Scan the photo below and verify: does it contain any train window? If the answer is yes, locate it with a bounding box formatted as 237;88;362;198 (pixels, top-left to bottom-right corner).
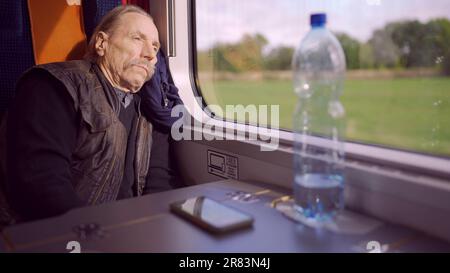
194;0;450;157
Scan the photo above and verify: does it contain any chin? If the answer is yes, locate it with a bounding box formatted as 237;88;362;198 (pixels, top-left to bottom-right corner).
131;83;145;93
125;77;146;92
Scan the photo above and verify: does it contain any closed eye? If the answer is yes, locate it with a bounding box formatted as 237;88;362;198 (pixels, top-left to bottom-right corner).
153;42;160;53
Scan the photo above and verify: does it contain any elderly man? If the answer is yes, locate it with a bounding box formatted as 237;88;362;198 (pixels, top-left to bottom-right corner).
0;5;170;224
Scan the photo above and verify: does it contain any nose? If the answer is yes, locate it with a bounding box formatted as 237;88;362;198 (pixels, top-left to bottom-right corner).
142;41;157;62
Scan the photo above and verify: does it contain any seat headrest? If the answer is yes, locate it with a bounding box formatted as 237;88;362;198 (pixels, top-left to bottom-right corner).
28;0;87;64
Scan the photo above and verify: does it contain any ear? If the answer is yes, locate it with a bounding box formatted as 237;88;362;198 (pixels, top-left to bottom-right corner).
95;31;109;57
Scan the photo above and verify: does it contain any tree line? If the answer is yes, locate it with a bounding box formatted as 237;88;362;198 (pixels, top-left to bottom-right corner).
198;18;450;75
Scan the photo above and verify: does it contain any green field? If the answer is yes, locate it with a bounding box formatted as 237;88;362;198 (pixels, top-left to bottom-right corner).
199;77;450;157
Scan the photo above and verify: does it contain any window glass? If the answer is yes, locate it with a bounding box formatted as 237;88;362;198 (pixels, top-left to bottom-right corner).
195;0;450;157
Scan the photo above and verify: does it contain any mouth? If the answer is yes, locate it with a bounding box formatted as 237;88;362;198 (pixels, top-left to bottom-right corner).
133;64;149;75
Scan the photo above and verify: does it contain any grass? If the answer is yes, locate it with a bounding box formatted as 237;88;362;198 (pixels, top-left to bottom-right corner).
198;77;450;157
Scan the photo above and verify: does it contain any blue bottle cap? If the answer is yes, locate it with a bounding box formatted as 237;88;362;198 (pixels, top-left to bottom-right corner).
311;13;327;27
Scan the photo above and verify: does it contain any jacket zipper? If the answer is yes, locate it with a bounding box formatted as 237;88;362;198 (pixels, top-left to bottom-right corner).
162;82;169;108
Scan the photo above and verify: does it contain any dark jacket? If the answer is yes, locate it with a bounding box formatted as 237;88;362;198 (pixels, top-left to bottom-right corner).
140;51;184;133
0;60;153;226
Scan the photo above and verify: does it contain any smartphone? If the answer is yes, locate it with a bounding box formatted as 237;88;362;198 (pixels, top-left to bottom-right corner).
170;196;254;234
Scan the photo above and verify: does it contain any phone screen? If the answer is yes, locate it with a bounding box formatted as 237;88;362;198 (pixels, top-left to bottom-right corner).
170;196;253;233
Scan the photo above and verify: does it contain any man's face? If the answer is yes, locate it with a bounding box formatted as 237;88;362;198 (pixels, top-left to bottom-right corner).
96;13;160;92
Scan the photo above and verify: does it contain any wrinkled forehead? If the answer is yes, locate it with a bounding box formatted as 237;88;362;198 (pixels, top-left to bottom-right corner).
114;12;159;40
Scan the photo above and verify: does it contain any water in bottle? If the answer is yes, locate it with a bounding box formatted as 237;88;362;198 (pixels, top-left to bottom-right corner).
292;13;346;223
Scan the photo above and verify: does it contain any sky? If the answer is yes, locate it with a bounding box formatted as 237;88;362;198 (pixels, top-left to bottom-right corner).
195;0;450;50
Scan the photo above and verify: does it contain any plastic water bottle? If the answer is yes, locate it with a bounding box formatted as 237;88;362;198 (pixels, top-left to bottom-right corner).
292;13;346;223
